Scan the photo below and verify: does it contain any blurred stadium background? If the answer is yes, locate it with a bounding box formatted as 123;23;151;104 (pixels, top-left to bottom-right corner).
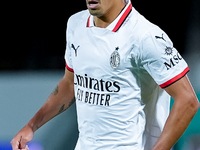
1;0;199;149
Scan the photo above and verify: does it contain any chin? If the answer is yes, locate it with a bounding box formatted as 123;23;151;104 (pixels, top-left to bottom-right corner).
88;8;102;17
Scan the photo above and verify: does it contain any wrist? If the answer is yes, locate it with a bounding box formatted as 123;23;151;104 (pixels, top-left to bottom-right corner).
27;120;38;132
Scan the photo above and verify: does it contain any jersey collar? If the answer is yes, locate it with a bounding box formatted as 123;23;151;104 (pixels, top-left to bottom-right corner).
86;0;132;32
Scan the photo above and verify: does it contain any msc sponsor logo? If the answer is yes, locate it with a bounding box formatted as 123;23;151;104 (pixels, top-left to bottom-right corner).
165;46;173;56
164;48;183;70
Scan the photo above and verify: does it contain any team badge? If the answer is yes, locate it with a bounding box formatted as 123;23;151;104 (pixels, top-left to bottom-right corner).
110;47;120;69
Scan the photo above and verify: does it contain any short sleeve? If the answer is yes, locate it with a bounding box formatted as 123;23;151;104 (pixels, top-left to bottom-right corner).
140;27;189;88
64;17;74;72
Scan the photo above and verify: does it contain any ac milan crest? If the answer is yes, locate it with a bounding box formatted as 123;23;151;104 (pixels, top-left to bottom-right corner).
110;47;120;69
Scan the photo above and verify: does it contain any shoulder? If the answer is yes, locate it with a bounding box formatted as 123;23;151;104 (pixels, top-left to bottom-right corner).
129;10;174;58
130;8;168;43
67;10;90;31
69;10;90;22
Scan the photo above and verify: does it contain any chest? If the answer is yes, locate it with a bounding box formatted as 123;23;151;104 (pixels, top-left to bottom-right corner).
69;27;139;75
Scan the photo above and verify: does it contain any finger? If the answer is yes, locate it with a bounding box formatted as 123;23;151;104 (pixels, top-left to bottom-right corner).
21;145;29;150
19;136;27;149
11;144;19;150
10;139;20;150
26;145;29;150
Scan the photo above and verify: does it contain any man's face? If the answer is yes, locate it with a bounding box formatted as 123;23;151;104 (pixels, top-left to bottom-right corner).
86;0;117;17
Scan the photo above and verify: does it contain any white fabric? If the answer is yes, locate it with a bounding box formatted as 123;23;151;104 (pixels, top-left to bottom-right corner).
64;1;188;149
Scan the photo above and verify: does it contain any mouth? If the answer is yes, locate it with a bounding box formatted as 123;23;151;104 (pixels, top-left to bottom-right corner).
87;0;99;9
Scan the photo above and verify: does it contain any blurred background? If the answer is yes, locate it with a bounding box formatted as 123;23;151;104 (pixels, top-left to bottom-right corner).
1;0;200;149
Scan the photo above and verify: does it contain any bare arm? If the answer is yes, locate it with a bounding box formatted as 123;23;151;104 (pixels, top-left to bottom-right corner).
152;76;199;150
28;68;75;132
11;68;75;150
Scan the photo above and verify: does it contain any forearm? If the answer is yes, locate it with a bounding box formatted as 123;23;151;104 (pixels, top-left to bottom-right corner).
27;77;75;132
153;96;199;150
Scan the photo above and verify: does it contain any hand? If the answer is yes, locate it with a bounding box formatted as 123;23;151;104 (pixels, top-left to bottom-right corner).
11;125;34;150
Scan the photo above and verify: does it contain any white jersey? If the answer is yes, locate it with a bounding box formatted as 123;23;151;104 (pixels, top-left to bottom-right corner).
65;0;189;149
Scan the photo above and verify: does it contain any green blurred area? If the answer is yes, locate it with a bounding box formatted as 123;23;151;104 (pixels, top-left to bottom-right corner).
171;93;200;150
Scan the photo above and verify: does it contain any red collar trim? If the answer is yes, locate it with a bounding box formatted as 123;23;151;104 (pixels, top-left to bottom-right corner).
87;16;90;28
112;3;132;32
86;3;132;32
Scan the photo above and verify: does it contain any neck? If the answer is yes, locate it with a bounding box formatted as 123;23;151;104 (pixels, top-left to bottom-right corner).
94;2;126;28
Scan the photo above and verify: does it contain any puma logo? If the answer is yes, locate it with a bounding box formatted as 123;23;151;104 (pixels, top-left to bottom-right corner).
155;33;166;42
71;44;80;57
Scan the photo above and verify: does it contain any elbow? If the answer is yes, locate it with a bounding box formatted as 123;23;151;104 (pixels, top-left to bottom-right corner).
193;100;199;113
188;95;199;115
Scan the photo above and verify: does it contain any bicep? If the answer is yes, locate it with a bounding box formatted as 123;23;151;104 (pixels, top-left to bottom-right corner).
55;68;75;101
165;75;199;106
152;76;199;150
63;68;74;86
54;68;75;112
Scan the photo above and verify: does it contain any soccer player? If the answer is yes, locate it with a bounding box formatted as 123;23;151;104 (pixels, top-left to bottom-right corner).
11;0;199;150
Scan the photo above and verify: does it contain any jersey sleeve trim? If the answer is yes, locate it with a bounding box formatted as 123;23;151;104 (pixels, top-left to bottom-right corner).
159;67;190;88
66;63;74;72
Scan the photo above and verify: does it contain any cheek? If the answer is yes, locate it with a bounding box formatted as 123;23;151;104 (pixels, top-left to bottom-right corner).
100;2;113;13
100;0;113;8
